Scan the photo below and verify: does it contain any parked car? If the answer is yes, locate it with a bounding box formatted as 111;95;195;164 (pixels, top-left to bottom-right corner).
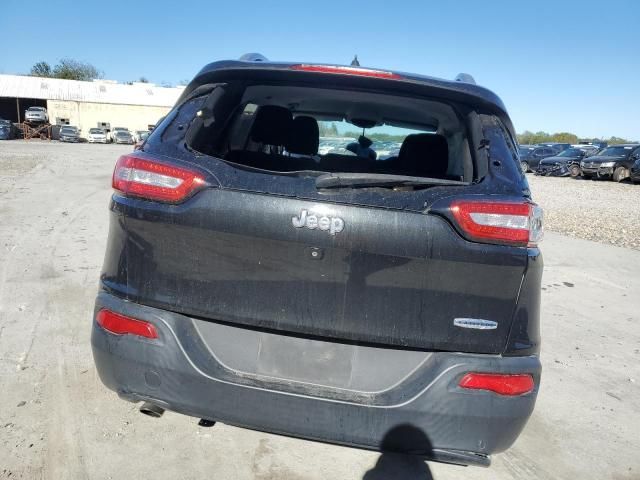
0;118;19;140
570;144;600;157
59;126;80;143
630;157;640;184
578;141;608;150
133;131;151;150
536;147;588;177
110;127;130;142
88;128;108;143
519;145;559;172
91;56;543;468
113;130;134;144
134;130;150;143
24;106;49;124
537;142;571;152
580;144;640;181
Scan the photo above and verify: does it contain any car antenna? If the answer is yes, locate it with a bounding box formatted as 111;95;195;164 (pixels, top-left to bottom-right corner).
351;55;360;67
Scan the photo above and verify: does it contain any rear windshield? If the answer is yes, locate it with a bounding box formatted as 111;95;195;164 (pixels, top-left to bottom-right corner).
186;83;477;182
598;146;634;157
558;148;583;157
89;128;103;134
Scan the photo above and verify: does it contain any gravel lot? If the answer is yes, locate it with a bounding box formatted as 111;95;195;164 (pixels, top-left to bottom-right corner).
1;140;639;480
527;174;640;250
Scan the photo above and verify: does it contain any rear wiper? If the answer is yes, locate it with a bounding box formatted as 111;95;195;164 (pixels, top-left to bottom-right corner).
315;172;469;189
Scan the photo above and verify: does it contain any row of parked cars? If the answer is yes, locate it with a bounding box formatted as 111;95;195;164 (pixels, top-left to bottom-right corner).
520;142;640;183
1;112;151;145
61;126;150;145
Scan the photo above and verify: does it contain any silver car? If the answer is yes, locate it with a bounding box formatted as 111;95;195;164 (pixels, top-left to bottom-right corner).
24;106;49;124
114;130;134;144
59;126;80;143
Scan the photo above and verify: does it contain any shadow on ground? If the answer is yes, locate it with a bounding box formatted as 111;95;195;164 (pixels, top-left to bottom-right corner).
362;425;433;480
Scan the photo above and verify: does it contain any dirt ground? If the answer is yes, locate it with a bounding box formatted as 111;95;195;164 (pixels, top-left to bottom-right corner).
0;141;639;480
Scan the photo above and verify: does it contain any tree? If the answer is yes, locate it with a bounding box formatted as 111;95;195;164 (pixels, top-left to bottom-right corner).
138;76;149;83
30;61;52;77
318;122;340;137
52;58;103;81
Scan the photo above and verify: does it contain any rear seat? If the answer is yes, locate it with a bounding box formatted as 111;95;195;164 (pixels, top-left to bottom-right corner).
225;105;292;170
281;116;321;171
376;133;455;179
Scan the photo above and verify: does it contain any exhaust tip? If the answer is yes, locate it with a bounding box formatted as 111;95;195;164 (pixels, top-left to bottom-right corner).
139;402;165;418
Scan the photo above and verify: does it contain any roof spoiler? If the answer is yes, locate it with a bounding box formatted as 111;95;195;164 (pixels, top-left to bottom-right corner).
454;73;476;84
239;53;269;62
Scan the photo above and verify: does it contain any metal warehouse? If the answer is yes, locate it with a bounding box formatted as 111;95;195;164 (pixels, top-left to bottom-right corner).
0;74;183;134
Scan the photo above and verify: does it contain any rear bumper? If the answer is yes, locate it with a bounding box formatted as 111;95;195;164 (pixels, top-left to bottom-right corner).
91;291;541;467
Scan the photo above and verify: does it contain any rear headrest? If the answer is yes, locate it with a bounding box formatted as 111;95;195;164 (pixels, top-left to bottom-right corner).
286;116;319;155
250;105;293;146
398;134;449;177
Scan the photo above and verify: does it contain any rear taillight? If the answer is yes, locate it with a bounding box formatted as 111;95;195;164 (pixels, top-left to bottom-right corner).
96;309;158;339
112;154;206;203
290;64;402;80
459;373;535;396
450;200;543;247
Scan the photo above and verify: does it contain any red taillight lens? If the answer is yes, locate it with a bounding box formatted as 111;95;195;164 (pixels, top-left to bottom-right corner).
459;373;535;396
112;155;206;203
96;309;158;339
450;200;543;247
290;64;402;80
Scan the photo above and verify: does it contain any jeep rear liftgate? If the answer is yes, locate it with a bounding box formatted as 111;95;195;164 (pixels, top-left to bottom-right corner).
104;187;529;354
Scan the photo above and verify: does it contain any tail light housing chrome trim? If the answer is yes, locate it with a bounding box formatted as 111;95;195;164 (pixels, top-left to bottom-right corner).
450;200;543;247
112;154;207;203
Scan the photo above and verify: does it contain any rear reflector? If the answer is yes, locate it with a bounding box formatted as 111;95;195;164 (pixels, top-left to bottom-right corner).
290;64;402;80
112;155;206;203
459;373;535;396
96;309;158;339
450;200;543;247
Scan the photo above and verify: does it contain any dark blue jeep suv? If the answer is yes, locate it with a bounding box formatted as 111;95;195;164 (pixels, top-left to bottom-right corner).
91;55;543;467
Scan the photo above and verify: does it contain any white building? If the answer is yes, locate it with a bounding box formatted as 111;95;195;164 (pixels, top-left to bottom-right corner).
0;74;183;134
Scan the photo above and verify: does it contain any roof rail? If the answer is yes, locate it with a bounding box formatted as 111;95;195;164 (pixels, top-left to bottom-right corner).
454;73;476;85
239;53;269;62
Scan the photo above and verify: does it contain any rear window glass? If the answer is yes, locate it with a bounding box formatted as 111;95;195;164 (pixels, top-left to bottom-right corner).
187;83;475;182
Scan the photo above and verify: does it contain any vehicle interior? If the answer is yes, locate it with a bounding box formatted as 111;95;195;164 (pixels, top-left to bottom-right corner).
188;84;475;182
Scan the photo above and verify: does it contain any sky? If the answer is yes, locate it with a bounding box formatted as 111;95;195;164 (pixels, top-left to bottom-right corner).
1;0;638;139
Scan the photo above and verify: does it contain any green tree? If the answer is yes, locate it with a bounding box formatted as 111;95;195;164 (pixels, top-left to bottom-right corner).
30;61;52;77
550;132;578;144
605;136;631;145
51;58;103;81
319;122;340;137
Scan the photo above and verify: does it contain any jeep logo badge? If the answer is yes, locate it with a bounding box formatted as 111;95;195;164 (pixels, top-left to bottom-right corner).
292;210;344;235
